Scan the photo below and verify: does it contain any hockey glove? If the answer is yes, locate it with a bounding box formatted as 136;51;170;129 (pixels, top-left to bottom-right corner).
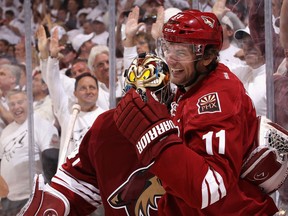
241;116;288;194
17;174;70;216
114;88;182;165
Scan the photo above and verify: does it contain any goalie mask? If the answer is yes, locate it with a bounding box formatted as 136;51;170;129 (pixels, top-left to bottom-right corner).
124;53;172;105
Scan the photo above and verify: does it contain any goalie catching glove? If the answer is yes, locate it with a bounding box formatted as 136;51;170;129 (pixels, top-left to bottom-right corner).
17;174;70;216
241;116;288;194
114;88;182;165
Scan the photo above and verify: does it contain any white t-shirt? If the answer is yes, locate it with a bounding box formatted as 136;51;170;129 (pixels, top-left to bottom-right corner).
33;95;55;123
220;44;245;70
44;58;106;157
0;115;59;201
246;64;267;116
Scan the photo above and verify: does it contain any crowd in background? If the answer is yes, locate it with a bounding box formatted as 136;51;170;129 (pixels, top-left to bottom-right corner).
0;0;287;215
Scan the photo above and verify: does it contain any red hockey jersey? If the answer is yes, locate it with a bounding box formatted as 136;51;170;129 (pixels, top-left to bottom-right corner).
50;109;162;216
150;63;278;215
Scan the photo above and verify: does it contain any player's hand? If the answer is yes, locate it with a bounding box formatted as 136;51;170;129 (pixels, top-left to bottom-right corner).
17;174;70;216
114;88;182;165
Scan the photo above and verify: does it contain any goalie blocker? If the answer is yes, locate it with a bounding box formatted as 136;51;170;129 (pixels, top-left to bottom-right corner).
241;116;288;194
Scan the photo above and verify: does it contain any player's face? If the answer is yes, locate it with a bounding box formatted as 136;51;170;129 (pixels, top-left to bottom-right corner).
8;92;28;124
74;76;98;107
163;42;196;86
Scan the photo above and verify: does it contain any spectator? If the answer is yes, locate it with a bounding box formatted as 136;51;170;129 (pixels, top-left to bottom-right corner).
0;63;21;142
0;90;59;215
70;58;91;78
37;25;105;159
0;39;10;57
71;32;95;60
91;16;109;46
234;27;267;116
219;15;245;69
32;71;55;123
88;45;124;110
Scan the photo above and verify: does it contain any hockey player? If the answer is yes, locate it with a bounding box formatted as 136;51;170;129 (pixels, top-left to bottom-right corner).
18;10;287;216
18;52;171;216
114;10;280;215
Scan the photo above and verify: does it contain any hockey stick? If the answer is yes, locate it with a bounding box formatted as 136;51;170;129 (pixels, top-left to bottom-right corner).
58;104;81;168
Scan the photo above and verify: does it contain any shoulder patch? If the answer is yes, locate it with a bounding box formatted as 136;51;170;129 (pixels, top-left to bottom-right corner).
197;92;221;114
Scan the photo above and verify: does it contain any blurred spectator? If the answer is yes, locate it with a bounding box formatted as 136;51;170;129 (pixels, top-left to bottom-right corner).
248;0;284;71
0;90;59;215
72;32;95;60
226;0;248;25
81;19;94;35
64;0;81;31
91;16;109;46
134;31;155;54
234;27;267;116
0;64;21;98
32;71;55;123
59;43;77;71
76;7;92;29
70;58;91;78
0;9;24;45
219;15;245;69
88;45;124;110
0;64;21;134
0;39;10;57
86;0;106;21
14;37;25;64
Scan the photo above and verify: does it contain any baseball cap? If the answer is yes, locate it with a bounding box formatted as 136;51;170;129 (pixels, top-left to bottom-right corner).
164;7;181;23
93;16;104;24
221;15;234;30
51;25;67;40
234;26;251;40
72;33;94;52
77;8;92;18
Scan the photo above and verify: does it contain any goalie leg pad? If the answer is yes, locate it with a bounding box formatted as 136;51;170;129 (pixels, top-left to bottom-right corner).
17;174;70;216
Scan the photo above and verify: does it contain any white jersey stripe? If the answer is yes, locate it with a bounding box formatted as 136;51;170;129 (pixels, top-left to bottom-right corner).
201;167;226;209
52;168;102;207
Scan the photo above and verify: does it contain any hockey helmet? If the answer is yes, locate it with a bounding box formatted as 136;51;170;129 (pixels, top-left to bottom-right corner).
162;9;223;56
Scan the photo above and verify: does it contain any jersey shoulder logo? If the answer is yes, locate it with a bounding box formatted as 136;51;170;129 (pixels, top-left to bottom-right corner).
197;92;221;114
107;165;165;216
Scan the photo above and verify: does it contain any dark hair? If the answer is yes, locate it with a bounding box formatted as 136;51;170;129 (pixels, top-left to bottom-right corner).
74;72;98;91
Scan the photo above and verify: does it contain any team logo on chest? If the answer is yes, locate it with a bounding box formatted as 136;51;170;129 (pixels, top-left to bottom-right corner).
197;92;221;114
108;165;165;216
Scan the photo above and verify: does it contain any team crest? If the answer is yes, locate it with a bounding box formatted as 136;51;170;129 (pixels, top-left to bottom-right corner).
201;16;215;28
197;92;221;114
108;165;165;216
